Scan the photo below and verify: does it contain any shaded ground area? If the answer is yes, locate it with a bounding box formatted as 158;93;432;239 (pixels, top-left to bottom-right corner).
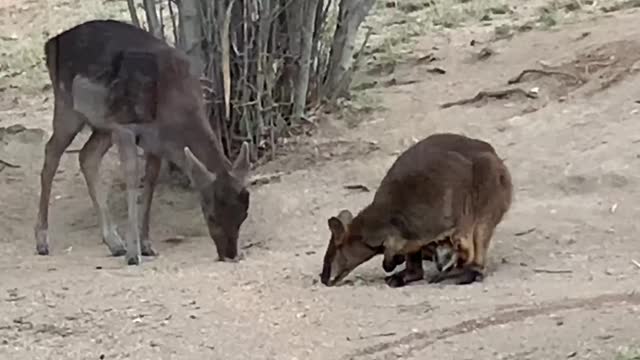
1;1;640;359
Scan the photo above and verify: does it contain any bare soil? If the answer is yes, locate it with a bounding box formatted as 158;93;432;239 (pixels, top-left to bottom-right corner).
1;2;640;359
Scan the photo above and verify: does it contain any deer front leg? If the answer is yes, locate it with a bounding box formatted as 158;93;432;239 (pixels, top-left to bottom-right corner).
384;251;425;288
113;129;142;266
139;153;161;256
79;131;126;256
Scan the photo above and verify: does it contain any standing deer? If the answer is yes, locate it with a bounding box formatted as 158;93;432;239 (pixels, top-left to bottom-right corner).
34;19;251;266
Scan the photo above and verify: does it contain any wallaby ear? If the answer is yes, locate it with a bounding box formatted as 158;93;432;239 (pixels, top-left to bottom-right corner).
71;75;109;120
336;209;353;225
184;147;217;190
230;141;250;184
327;216;347;245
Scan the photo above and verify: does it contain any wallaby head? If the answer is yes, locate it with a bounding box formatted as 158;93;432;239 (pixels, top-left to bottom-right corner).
184;143;250;261
320;209;393;286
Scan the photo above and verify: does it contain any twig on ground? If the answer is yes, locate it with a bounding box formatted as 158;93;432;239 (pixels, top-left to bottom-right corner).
382;78;421;87
65;149;81;154
0;159;20;168
631;259;640;269
426;67;446;74
514;227;536;236
507;69;583;85
344;184;370;192
533;268;573;274
440;88;538;109
348;332;397;341
241;241;264;250
249;172;284;187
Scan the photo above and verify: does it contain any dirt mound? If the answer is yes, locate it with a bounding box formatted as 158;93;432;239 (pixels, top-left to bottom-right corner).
442;39;640;110
508;39;640;99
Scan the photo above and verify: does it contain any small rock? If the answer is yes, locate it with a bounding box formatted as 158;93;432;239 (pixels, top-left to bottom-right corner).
567;351;577;358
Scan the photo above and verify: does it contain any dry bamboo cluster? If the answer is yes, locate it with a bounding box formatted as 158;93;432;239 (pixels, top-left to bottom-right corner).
129;0;375;163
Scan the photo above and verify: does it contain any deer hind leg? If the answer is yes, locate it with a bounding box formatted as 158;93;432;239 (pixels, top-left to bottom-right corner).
385;250;425;288
34;101;85;255
139;153;161;256
112;128;142;266
78;130;126;256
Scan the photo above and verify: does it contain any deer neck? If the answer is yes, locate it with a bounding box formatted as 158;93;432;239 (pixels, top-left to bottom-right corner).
168;121;231;176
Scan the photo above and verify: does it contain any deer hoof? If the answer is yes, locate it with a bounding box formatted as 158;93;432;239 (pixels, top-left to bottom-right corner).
141;243;158;257
36;243;49;256
126;254;141;266
35;229;50;255
109;245;127;257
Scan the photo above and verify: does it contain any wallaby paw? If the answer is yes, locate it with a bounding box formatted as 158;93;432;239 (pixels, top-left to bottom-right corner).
384;274;406;288
455;269;483;285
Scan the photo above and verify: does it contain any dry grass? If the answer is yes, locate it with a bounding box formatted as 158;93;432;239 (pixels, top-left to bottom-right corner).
1;0;638;111
616;348;640;360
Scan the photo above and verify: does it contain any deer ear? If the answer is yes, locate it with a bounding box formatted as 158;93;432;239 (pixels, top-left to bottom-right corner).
230;141;250;184
184;147;216;190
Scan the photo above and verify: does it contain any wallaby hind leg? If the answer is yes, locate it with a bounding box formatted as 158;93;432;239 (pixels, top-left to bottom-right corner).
139;153;161;256
385;251;425;288
113;128;142;266
34;101;85;255
453;221;496;285
78;130;126;256
429;225;491;285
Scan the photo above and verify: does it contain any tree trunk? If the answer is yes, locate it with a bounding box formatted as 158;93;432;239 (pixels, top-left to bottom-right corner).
321;0;375;100
291;0;321;122
127;0;141;28
178;0;205;76
143;0;163;38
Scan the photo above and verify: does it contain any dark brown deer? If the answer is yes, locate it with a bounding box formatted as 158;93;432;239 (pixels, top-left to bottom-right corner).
320;133;512;287
34;20;251;266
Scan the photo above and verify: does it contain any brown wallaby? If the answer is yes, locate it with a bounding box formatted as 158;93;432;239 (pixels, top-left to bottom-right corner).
320;133;512;287
424;150;513;285
34;20;251;266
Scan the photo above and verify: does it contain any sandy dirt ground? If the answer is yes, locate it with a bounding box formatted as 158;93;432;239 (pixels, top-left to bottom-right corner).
1;1;640;359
